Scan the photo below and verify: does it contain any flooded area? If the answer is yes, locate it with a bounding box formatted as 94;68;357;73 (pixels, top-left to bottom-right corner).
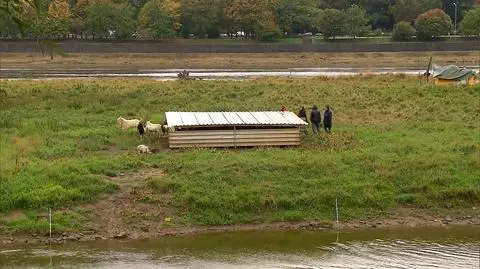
0;67;427;80
1;226;479;268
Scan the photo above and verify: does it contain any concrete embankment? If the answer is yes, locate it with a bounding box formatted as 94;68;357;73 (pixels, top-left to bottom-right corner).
1;40;479;53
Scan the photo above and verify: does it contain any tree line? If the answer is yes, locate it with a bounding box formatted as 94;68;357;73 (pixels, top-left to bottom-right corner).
1;0;479;41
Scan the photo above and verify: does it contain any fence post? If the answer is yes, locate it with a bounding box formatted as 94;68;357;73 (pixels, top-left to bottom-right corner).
49;208;52;240
335;198;339;226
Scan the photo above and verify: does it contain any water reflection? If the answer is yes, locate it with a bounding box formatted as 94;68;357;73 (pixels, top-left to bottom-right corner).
1;226;479;269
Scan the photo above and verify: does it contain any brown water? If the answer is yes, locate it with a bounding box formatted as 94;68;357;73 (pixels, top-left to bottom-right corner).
1;226;479;268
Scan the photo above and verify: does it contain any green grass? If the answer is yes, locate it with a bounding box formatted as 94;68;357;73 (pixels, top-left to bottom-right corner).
0;210;87;233
0;76;479;230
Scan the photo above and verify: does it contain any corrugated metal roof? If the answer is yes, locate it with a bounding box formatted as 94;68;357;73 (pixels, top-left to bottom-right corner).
165;111;308;127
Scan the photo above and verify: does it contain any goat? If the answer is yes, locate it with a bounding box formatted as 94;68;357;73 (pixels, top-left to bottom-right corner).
117;117;140;130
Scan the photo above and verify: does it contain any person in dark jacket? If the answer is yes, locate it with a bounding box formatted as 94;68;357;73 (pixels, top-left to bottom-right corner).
297;106;307;122
323;106;332;133
297;106;308;134
310;105;321;134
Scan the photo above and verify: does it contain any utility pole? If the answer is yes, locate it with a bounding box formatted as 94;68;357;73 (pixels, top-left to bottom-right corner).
453;2;458;35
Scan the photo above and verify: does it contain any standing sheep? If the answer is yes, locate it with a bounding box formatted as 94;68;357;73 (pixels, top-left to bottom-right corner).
145;121;169;136
117;117;140;129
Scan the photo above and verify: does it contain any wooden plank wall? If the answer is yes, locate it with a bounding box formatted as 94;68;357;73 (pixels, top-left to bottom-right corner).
168;128;301;148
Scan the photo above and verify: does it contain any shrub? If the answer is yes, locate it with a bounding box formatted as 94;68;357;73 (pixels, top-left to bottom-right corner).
460;7;480;37
392;21;415;41
414;9;452;41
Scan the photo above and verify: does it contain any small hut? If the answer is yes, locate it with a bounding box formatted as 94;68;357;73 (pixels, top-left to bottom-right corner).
431;64;479;86
165;111;308;148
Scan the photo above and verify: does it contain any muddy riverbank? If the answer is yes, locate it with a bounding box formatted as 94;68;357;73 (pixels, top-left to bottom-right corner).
2;210;479;247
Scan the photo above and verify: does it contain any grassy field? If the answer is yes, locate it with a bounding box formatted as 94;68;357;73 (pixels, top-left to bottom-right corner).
0;76;479;233
2;51;479;70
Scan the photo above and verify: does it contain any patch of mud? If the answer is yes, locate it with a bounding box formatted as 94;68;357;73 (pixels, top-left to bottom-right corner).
81;168;174;240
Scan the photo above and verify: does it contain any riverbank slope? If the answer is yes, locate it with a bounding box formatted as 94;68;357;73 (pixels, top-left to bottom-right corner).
0;76;479;245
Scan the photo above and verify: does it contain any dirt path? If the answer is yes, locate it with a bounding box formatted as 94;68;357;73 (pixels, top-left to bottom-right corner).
83;169;175;239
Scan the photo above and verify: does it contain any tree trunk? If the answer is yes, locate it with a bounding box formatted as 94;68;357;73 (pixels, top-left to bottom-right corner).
37;39;45;56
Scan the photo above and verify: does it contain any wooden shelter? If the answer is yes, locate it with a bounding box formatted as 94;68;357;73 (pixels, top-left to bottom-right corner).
165;111;308;148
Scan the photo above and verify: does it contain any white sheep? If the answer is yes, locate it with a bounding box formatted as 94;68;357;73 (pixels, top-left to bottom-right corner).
117;116;140;129
145;121;170;136
137;144;151;154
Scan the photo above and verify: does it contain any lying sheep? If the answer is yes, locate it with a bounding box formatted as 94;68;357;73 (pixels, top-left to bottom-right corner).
117;116;140;129
137;144;151;154
137;144;159;154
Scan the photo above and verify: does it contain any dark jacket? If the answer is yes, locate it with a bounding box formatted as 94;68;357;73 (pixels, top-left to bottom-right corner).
310;108;321;124
297;108;307;119
324;109;332;126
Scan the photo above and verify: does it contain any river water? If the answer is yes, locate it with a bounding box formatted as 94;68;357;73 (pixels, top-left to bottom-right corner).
1;226;479;269
0;67;426;80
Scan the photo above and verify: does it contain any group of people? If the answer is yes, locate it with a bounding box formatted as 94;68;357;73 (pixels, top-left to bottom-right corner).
296;105;332;134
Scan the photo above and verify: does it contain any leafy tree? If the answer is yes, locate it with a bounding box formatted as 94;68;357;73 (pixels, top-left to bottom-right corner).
163;0;181;33
225;0;279;39
317;0;359;10
45;0;71;37
459;7;480;36
345;4;369;38
392;21;415;41
138;0;176;38
275;0;318;34
70;0;90;38
360;0;394;30
17;0;70;39
0;0;38;34
255;9;282;41
85;0;135;39
391;0;441;23
414;8;453;41
315;8;345;39
419;0;443;10
180;0;226;38
0;7;21;37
